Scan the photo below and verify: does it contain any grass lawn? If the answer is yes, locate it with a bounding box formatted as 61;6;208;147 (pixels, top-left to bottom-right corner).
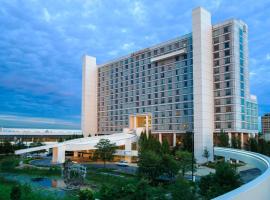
84;166;137;191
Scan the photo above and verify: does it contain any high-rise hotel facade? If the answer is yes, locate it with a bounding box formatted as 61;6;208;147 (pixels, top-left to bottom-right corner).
81;7;258;162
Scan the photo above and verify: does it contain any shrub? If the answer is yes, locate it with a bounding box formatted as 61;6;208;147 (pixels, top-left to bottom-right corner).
10;185;21;200
0;157;19;171
79;188;94;200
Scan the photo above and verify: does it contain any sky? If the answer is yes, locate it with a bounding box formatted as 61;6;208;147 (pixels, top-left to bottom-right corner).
0;0;269;129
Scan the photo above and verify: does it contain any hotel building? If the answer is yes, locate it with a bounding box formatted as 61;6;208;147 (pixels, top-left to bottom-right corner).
262;114;270;135
81;7;258;162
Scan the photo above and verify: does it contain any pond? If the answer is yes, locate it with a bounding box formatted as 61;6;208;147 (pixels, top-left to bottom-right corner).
0;173;76;198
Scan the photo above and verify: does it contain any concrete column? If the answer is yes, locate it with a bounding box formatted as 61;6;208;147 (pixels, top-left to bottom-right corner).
146;115;149;138
134;116;137;129
125;139;132;163
81;55;98;137
228;132;232;147
241;133;244;149
192;7;214;163
159;133;162;144
173;133;176;147
73;151;78;157
52;146;66;164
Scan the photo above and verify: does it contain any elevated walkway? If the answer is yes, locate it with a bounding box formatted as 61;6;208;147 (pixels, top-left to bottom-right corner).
214;147;270;200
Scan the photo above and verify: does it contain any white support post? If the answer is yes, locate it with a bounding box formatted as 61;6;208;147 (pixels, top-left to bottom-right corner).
228;132;232;147
159;133;162;144
146;115;149;138
125;139;132;163
173;133;176;147
134;116;137;129
73;151;78;158
52;146;66;164
241;133;244;149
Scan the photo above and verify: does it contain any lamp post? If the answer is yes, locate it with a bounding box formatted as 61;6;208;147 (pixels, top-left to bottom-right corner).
184;124;195;182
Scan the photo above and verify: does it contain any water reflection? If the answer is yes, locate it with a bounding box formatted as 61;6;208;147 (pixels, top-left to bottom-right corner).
31;177;66;188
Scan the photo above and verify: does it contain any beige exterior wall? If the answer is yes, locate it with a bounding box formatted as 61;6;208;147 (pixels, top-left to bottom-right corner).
81;55;98;137
192;7;214;163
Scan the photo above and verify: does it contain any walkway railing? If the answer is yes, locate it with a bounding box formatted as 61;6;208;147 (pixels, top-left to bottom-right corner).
213;147;270;200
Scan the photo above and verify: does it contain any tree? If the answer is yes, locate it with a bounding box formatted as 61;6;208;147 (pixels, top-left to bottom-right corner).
169;177;197;200
10;185;21;200
218;130;229;147
160;154;180;179
182;132;193;152
137;150;163;183
0;141;13;154
199;162;242;199
246;137;258;152
231;136;241;149
79;188;94;200
175;150;195;176
94;139;116;168
161;139;170;154
202;147;210;163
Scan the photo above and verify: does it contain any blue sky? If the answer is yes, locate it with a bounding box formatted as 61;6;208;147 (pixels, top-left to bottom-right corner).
0;0;269;129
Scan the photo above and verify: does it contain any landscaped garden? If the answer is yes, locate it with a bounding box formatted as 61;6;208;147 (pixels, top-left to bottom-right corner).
1;131;266;200
0;130;268;200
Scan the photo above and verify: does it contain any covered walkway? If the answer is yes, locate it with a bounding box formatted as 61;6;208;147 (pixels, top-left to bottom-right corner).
15;132;138;163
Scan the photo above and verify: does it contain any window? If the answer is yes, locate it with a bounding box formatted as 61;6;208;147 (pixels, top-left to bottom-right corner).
215;83;220;89
225;73;230;80
214;60;220;66
214;45;219;51
214;75;220;82
224;34;230;41
224;57;230;64
226;106;232;112
226;81;230;88
160;47;164;53
215;99;221;105
214;37;219;44
224;26;230;33
225;65;230;72
214;52;219;59
226;98;231;104
224;49;230;56
225;89;231;96
215;107;221;113
214;68;219;74
224;42;230;49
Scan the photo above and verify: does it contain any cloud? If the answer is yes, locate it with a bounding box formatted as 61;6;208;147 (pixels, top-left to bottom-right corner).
43;8;51;22
0;0;270;128
122;42;135;50
0;114;80;129
130;1;147;25
266;53;270;60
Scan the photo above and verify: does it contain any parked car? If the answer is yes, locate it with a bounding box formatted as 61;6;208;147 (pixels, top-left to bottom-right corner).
117;160;129;167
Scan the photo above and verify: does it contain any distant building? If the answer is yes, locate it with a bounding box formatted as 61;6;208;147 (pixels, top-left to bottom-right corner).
0;128;82;144
262;114;270;135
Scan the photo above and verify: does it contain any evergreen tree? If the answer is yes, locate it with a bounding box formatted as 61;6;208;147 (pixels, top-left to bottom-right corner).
218;130;229;147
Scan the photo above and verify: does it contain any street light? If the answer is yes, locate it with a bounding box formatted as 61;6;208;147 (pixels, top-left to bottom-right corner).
183;123;195;182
